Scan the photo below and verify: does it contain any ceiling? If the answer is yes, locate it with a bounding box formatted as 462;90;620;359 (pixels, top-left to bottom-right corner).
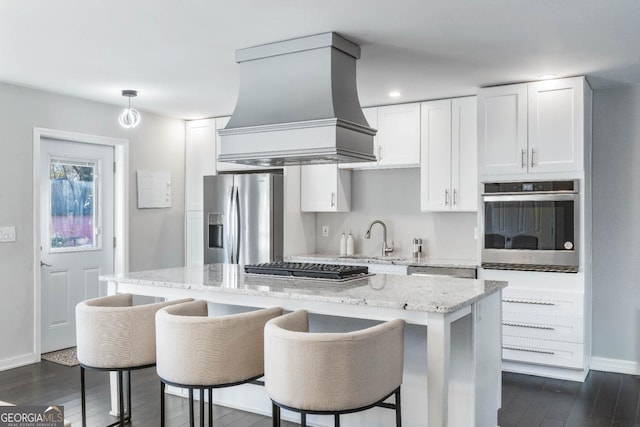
1;0;639;120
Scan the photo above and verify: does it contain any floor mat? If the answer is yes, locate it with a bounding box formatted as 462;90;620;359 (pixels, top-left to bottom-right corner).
41;347;79;367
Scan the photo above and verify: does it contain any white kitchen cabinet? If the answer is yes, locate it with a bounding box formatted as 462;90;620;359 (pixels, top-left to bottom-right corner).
377;103;421;168
185;119;216;211
478;76;587;177
185;211;204;266
420;96;477;212
479;268;590;382
300;164;351;212
338;107;379;169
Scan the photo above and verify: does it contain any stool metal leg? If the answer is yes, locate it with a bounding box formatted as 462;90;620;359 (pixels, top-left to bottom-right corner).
160;381;165;427
199;388;205;427
118;370;125;427
395;387;402;427
208;389;213;427
80;366;87;427
271;403;280;427
301;412;307;427
127;370;132;422
334;414;340;427
189;388;194;427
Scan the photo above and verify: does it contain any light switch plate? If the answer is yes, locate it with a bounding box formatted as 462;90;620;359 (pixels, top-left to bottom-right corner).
0;226;16;242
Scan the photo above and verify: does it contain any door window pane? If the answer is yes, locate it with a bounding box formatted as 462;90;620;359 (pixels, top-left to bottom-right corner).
50;159;99;251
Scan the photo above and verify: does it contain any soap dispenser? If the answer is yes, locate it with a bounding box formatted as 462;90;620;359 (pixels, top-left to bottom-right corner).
339;233;347;256
346;231;355;256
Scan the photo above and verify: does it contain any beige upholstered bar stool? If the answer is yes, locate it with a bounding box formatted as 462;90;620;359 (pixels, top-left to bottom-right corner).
155;300;283;427
75;294;192;427
264;310;405;427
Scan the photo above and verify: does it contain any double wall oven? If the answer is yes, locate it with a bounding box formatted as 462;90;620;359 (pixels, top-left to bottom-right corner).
481;180;579;273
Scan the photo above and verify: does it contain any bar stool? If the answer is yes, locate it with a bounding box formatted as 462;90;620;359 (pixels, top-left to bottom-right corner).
155;300;283;427
264;310;405;427
75;294;193;427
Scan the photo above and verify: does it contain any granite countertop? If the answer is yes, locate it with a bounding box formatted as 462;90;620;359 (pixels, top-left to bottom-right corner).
285;253;479;269
101;264;504;314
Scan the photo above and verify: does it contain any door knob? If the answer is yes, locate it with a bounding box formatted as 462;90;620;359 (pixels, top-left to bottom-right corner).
40;260;52;267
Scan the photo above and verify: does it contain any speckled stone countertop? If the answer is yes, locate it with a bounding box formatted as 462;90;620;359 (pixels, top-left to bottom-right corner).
101;264;504;314
286;253;479;269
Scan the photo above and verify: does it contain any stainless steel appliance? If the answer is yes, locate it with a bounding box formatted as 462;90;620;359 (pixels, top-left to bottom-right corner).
204;173;283;264
481;180;579;272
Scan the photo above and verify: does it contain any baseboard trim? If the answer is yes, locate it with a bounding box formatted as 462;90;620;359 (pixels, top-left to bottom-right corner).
590;356;640;375
0;352;39;372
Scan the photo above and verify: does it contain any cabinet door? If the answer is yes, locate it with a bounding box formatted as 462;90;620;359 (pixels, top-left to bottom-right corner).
185;211;203;266
478;84;528;176
452;96;478;211
339;107;379;169
185;119;216;211
420;99;452;211
300;164;351;212
527;77;584;173
377;103;421;168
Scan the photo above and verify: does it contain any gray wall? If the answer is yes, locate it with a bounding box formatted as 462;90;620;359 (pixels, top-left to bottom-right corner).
0;82;185;367
315;168;477;259
592;85;640;363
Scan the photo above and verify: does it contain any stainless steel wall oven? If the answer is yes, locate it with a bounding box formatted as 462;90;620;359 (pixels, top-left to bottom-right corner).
481;180;579;272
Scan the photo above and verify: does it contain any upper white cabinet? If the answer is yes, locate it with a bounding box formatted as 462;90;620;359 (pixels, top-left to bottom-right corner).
478;77;588;177
185;119;216;211
377;103;421;168
339;103;420;170
420;97;477;212
300;164;351;212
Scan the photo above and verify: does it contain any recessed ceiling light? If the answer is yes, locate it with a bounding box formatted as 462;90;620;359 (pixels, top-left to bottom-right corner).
389;91;401;98
538;74;557;80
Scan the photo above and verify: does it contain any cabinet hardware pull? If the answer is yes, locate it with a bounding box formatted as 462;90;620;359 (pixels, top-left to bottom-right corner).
521;149;526;168
444;189;449;205
453;189;457;205
503;346;555;355
531;148;536;167
503;299;555;306
331;192;336;207
503;322;555;331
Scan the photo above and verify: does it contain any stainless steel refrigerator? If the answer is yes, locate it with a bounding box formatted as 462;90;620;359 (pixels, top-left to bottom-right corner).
203;172;283;264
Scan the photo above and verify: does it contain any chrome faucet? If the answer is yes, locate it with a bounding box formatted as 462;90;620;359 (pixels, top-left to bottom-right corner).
364;220;394;256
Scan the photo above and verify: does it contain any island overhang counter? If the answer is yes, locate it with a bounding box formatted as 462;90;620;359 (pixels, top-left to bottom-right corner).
100;264;506;427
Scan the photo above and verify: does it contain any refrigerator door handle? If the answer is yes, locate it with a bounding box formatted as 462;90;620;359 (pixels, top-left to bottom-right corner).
232;186;241;264
225;185;234;263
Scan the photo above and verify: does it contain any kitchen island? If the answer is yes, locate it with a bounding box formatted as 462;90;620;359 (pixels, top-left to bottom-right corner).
101;264;506;427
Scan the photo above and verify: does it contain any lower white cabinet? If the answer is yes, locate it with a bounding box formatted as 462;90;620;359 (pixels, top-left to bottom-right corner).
479;268;589;381
420;96;477;212
300;164;351;212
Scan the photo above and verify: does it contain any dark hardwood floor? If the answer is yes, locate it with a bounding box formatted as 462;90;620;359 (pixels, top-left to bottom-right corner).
1;361;639;426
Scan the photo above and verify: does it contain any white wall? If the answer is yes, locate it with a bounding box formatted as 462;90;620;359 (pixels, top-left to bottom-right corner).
315;168;477;259
0;82;185;369
591;84;640;366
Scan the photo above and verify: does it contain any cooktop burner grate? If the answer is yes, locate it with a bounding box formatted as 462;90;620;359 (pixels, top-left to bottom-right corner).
244;262;368;280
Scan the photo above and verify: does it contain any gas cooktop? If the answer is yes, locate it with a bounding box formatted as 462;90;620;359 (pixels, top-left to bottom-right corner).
244;262;368;280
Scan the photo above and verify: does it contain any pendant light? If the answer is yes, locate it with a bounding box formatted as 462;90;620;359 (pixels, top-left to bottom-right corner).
118;90;141;128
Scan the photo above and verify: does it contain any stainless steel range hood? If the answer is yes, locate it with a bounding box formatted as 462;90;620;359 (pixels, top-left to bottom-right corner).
218;32;376;166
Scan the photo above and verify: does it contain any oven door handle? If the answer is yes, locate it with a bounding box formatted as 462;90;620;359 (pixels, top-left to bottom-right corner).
482;193;577;202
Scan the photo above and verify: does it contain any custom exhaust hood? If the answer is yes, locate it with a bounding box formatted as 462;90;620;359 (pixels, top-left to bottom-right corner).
217;32;377;166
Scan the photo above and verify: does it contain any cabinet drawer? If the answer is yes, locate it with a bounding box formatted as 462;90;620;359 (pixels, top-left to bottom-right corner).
502;288;583;318
502;336;584;369
502;312;583;343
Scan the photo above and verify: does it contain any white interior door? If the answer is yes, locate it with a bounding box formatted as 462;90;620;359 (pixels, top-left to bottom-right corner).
40;138;114;353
